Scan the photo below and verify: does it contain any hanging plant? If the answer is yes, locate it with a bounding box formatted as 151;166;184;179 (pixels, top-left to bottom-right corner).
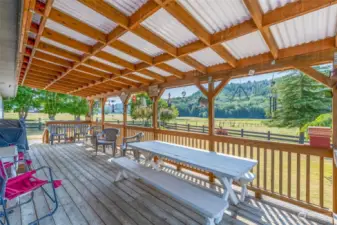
198;96;208;108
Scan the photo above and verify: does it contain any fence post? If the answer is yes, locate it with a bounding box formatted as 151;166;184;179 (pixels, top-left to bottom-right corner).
202;125;205;133
299;132;305;144
38;118;42;130
267;131;271;141
187;124;190;132
175;123;177;130
117;120;119;124
241;129;244;137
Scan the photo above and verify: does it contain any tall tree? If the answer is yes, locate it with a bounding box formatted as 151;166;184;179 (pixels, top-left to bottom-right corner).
64;96;89;120
268;72;331;131
41;91;67;120
4;86;42;119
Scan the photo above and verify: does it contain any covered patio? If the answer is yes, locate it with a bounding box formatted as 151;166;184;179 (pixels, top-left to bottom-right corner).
2;0;337;224
17;143;331;225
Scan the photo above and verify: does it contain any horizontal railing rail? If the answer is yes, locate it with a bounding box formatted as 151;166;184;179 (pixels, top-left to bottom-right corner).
105;123;334;216
42;120;335;217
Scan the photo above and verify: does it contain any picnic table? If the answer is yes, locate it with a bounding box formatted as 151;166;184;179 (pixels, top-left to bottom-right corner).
128;141;257;205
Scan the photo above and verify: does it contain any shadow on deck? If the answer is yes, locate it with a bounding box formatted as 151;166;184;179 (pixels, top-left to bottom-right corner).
11;143;333;225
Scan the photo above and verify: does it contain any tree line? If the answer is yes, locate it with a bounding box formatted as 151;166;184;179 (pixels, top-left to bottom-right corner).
4;86;89;120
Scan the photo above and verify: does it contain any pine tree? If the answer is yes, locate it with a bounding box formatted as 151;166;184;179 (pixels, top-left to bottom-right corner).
269;72;331;131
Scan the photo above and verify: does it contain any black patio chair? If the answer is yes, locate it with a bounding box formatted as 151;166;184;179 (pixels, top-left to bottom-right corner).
95;128;119;156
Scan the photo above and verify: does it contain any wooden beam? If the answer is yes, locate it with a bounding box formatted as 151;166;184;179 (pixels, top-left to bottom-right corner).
125;74;151;85
211;44;237;68
179;56;207;74
76;65;112;79
139;69;166;82
211;19;258;45
84;59;121;75
297;66;332;88
34;51;73;68
194;79;208;97
133;26;177;56
95;52;135;71
164;1;211;45
263;0;337;28
42;27;91;53
156;64;184;79
129;0;161;29
243;0;279;59
16;0;36;84
31;59;67;72
37;42;81;62
213;77;231;97
110;41;153;65
22;0;53;85
47;7;107;44
114;77;140;88
77;0;129;29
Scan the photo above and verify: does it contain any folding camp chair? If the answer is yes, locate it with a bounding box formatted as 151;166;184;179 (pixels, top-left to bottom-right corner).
0;160;62;225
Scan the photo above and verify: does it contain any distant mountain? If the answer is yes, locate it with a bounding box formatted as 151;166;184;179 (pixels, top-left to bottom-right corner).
170;79;273;119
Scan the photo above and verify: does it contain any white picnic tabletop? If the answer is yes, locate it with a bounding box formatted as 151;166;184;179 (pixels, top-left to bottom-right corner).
128;141;257;179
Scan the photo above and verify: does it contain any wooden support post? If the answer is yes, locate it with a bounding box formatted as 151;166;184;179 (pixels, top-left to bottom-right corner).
88;99;94;122
153;97;159;140
208;78;215;152
121;94;131;139
332;86;337;218
100;97;106;129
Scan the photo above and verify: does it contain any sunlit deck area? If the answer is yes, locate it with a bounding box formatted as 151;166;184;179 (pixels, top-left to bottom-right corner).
12;143;331;225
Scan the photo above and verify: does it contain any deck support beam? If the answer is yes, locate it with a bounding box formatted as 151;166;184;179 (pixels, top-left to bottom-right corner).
100;97;107;129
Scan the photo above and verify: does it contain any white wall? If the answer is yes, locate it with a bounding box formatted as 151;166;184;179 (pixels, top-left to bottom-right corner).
0;95;3;119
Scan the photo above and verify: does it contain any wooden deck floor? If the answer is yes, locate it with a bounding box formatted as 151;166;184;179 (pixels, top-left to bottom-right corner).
10;143;333;225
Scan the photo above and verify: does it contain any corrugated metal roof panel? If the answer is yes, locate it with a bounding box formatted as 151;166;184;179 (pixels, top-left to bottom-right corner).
141;8;198;47
40;37;84;55
134;72;154;80
102;46;141;64
53;0;117;34
32;13;41;25
82;64;111;74
165;59;194;72
270;5;337;49
222;31;269;59
118;32;164;57
148;66;171;76
189;48;225;66
177;0;251;34
36;49;73;62
91;56;125;69
104;0;148;16
257;0;296;14
28;32;36;39
46;20;97;45
121;76;140;83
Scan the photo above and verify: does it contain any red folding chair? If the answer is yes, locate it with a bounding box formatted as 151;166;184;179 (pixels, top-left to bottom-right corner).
0;160;62;225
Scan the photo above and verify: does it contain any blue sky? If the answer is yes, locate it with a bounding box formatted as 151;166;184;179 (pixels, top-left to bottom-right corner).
108;69;296;103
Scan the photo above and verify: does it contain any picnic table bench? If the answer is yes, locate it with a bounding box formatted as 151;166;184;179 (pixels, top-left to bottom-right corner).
111;157;228;225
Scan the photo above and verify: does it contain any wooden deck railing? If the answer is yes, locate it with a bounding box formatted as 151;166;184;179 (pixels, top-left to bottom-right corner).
108;124;335;216
41;121;336;217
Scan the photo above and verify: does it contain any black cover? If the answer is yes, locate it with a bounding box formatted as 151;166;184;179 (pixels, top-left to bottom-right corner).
0;119;29;151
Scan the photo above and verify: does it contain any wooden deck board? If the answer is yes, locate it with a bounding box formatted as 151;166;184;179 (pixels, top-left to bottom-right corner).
9;143;332;225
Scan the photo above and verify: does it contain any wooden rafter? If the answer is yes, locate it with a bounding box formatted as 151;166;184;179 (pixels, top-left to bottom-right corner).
22;0;54;85
297;67;333;88
243;0;279;59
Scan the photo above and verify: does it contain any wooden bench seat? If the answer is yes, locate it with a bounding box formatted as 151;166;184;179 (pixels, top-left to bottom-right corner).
111;157;228;225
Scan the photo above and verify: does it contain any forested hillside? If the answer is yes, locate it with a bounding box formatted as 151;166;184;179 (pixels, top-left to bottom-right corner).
170;79;272;119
